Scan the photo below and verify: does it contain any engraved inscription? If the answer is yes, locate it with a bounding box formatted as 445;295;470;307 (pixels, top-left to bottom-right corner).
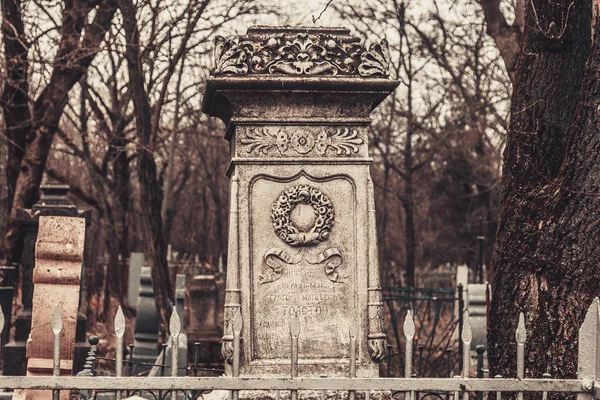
254;260;350;359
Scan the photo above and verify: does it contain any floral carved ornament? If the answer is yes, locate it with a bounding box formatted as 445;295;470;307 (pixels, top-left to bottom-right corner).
214;33;390;77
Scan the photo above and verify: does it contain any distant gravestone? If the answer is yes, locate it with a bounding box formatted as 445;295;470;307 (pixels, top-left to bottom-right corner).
127;253;145;309
148;274;187;377
467;283;490;349
14;216;85;400
131;266;160;374
3;184;88;376
188;274;222;368
202;25;397;383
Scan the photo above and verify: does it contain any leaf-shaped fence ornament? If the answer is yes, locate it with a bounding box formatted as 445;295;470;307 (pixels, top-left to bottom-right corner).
232;312;243;336
0;306;5;336
348;318;359;339
403;310;415;340
516;312;527;344
290;313;300;338
462;311;472;345
51;306;63;335
170;308;181;338
114;306;125;338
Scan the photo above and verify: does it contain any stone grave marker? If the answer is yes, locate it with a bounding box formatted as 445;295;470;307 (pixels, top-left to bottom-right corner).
202;26;398;380
127;253;145;309
3;184;89;376
14;215;86;400
131;266;161;374
188;273;222;369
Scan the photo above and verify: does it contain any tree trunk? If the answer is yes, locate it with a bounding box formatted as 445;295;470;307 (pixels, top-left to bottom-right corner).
120;0;173;331
489;0;599;383
1;0;30;214
0;0;118;264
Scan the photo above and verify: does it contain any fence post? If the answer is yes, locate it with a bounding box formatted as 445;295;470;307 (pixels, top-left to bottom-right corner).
516;312;526;400
232;312;242;400
170;308;181;400
462;311;472;400
290;314;300;400
115;306;125;400
404;310;415;400
458;284;464;369
577;298;598;400
51;307;62;400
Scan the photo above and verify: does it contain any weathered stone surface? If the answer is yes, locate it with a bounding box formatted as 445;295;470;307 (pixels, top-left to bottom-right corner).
131;266;161;375
14;215;85;400
202;25;398;386
127;253;145;309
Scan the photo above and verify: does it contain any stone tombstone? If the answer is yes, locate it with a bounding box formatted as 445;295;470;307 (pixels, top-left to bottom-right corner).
188;274;223;368
14;215;86;400
127;253;145;309
3;183;88;376
467;283;490;349
202;26;398;378
131;266;161;374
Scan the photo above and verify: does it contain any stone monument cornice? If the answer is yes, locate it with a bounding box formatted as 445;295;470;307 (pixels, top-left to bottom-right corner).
202;76;399;131
212;25;389;79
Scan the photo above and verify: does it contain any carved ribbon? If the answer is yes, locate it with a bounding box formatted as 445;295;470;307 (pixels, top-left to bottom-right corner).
259;248;301;284
307;248;343;283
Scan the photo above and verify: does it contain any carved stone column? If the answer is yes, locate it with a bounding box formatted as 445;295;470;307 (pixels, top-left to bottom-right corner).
202;26;398;379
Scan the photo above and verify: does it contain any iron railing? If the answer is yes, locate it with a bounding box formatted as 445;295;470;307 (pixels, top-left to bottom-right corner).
2;299;600;400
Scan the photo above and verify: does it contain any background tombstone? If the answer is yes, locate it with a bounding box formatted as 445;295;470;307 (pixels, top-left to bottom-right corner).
467;283;490;349
202;26;398;380
127;253;145;309
14;215;86;400
147;274;187;377
131;265;161;374
3;183;89;376
187;273;223;370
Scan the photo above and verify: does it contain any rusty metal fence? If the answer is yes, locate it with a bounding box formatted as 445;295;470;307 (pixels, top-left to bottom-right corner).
2;298;600;400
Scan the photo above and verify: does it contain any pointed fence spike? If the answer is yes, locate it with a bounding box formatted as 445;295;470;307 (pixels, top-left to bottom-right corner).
170;307;181;338
114;306;125;338
516;312;526;344
462;311;472;344
290;313;300;337
349;318;359;339
404;310;415;340
51;306;63;334
233;312;243;336
0;305;5;336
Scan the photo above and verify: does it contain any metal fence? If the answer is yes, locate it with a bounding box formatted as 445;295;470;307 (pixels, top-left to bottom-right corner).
382;286;463;379
2;298;600;400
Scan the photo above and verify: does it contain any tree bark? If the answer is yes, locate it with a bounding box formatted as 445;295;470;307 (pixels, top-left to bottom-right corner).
1;0;118;264
120;0;173;331
1;0;30;214
489;0;599;383
478;0;523;82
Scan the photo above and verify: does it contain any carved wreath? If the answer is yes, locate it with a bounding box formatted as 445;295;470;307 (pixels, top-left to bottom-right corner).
272;185;334;246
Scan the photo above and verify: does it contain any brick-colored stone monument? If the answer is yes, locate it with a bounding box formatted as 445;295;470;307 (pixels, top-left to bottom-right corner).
15;215;86;400
202;26;398;379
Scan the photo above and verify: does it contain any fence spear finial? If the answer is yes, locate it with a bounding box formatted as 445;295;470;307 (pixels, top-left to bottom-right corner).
233;311;243;336
290;312;300;338
170;307;181;338
0;304;5;336
462;311;472;345
114;306;125;338
516;312;526;344
404;309;415;340
52;305;63;335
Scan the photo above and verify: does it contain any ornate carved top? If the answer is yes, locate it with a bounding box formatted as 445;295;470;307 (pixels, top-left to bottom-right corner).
214;26;390;78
